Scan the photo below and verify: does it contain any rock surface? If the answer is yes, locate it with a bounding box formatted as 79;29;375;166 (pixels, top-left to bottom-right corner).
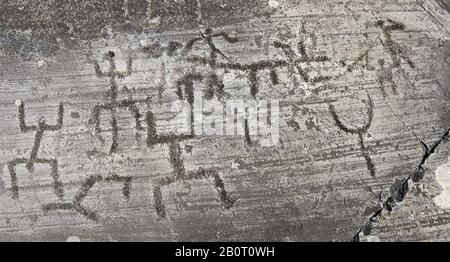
0;0;449;241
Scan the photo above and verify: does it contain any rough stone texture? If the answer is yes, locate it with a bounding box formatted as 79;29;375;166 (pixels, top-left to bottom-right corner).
0;0;449;241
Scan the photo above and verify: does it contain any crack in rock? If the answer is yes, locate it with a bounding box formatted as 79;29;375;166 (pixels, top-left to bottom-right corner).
352;128;450;242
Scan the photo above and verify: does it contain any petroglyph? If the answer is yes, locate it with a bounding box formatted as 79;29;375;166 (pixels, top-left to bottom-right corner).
274;40;331;86
376;59;398;97
88;51;149;154
184;32;332;98
328;93;375;177
182;29;236;100
1;1;449;242
344;19;416;98
153;141;236;218
7;100;64;200
42;174;132;221
377;19;415;70
145;72;236;218
142;41;183;58
346;49;375;73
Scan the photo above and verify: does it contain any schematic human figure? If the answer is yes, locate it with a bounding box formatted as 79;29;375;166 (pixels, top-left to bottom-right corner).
183;28;238;101
88;51;148;154
7;100;64;200
376;59;398;97
146;73;236;218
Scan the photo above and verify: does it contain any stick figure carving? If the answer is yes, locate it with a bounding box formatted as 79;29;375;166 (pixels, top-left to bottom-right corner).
89;51;148;154
7;100;64;200
42;174;132;221
146;72;236;218
183;28;238;101
376;59;398;97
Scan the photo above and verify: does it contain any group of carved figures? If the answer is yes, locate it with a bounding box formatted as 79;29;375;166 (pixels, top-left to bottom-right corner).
5;19;416;221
